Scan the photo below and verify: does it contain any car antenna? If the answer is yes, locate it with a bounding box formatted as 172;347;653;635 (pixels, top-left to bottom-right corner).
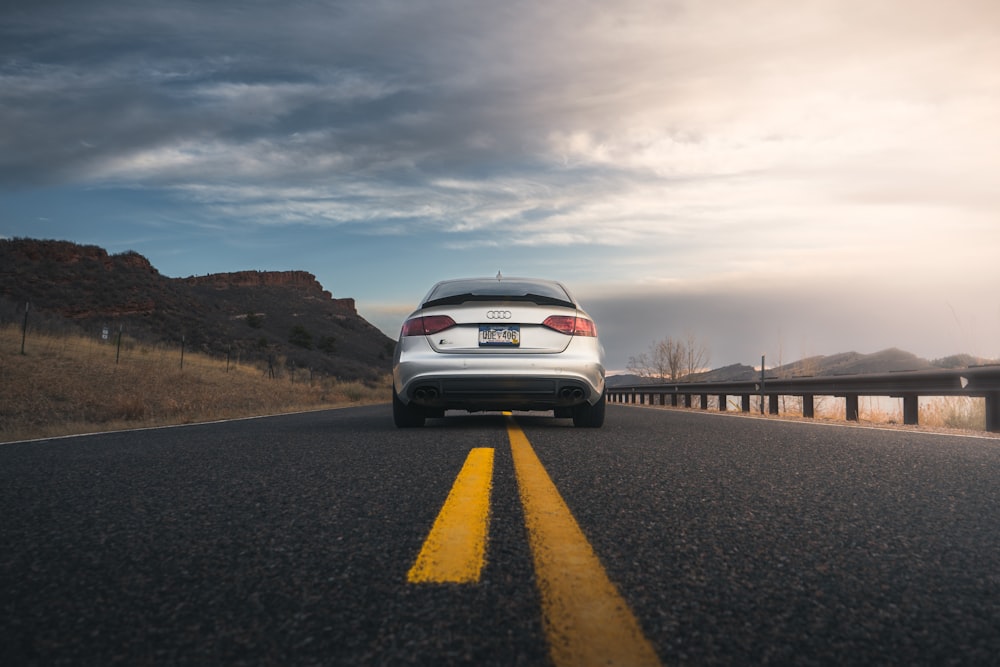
496;270;503;282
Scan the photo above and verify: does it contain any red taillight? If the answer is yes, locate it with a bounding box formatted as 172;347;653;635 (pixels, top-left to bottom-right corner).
542;315;597;337
400;315;457;337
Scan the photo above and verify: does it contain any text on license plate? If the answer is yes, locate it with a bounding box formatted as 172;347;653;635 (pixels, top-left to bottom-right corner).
479;325;520;347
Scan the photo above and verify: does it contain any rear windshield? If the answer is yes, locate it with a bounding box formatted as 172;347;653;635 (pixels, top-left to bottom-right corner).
422;279;575;309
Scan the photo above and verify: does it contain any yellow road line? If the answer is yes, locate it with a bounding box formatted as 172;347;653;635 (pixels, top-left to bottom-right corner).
505;415;662;667
407;447;494;584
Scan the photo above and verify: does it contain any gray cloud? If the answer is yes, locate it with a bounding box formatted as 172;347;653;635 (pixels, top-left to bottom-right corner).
6;1;998;203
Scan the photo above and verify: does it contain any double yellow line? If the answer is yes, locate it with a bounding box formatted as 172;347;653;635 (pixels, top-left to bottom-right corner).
407;414;661;667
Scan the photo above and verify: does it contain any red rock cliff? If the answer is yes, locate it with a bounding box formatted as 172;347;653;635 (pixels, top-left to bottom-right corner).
183;271;356;315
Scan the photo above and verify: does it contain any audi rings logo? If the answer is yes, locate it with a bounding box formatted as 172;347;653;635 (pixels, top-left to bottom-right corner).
486;310;512;319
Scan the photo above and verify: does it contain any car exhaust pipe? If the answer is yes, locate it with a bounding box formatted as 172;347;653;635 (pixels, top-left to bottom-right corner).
560;387;585;400
414;387;438;401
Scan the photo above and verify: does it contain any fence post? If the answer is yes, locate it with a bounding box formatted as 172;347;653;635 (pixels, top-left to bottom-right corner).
760;354;766;414
20;301;29;355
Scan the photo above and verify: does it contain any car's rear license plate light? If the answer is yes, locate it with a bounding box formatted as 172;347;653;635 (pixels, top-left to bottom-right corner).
479;324;520;347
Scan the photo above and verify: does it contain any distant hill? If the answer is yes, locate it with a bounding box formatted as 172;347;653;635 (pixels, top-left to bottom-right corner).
606;348;998;388
0;238;394;381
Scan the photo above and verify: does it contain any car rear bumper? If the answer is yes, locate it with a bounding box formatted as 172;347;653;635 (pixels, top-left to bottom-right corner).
393;337;605;411
401;375;599;411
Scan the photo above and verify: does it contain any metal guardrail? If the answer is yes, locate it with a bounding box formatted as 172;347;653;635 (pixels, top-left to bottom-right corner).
607;366;1000;433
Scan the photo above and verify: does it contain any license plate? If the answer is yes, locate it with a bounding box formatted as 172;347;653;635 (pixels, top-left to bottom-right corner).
479;324;520;347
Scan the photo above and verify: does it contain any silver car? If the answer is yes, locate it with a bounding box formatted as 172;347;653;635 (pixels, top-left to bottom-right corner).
392;276;606;427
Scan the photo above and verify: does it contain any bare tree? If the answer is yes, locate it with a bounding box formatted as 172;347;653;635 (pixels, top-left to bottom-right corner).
663;338;685;380
626;351;654;378
682;330;709;377
628;333;708;381
627;339;678;380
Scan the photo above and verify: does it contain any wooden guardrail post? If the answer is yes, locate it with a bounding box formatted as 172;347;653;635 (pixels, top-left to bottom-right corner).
846;394;859;421
903;395;919;426
986;393;1000;433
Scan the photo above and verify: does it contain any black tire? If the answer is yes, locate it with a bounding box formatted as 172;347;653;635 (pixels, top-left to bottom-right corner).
572;390;606;428
393;387;425;428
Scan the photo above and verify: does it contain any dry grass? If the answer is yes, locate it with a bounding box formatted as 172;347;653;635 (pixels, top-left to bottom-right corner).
646;393;996;437
0;325;390;443
920;396;986;431
805;396;987;432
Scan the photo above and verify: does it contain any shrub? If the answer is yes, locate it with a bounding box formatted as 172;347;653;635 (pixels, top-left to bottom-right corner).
317;335;336;354
289;325;313;349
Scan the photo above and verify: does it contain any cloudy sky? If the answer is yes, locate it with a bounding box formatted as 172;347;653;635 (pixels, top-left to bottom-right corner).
3;0;999;370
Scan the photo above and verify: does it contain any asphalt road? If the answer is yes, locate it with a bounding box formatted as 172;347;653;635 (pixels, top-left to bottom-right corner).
2;405;1000;665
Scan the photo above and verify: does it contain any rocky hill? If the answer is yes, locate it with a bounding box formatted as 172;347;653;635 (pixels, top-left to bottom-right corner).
0;238;393;381
607;348;998;388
